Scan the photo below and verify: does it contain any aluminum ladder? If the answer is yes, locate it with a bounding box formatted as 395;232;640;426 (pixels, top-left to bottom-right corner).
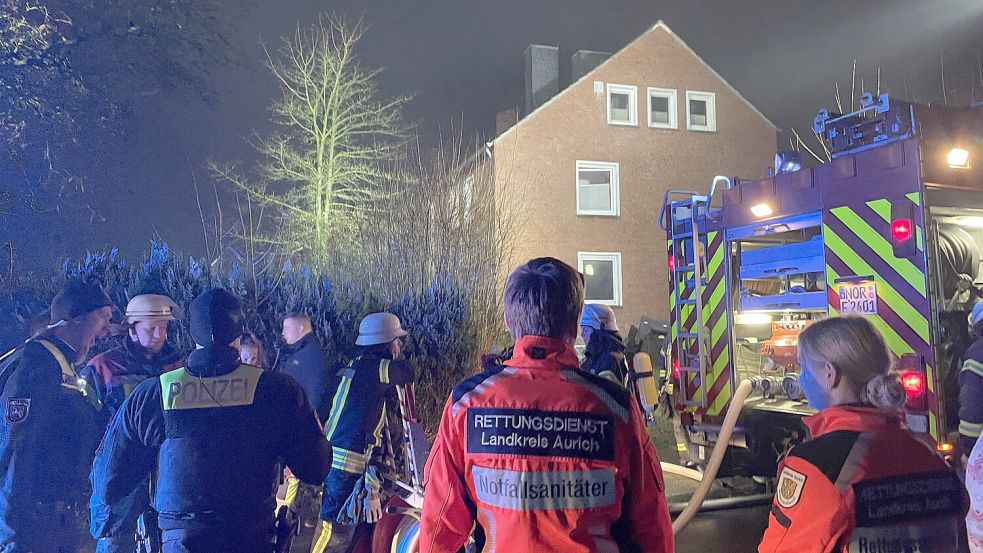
669;195;710;408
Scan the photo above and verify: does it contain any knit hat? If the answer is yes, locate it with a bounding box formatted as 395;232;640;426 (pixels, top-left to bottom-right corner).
50;281;114;324
580;303;619;332
971;301;983;328
189;289;243;347
125;294;181;324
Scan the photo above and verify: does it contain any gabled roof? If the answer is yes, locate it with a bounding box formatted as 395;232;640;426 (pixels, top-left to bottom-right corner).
493;20;777;146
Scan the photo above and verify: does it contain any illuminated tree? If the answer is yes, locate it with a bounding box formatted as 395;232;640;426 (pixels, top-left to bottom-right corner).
217;14;410;270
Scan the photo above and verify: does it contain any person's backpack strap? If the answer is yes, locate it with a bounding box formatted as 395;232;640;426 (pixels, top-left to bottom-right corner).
35;339;80;391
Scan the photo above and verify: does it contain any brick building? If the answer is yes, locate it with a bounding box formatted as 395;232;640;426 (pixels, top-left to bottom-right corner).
489;21;777;328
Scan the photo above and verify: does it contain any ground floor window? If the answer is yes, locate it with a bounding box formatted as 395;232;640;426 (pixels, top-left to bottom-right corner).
577;252;622;306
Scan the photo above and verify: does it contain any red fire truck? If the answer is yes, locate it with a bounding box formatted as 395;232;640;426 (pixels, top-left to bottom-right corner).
661;93;983;476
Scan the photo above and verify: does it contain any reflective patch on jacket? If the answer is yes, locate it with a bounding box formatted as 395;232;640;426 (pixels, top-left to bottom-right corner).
159;365;262;410
472;466;616;511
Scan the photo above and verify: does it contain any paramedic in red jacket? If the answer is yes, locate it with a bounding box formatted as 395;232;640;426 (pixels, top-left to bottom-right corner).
419;257;673;553
759;316;965;553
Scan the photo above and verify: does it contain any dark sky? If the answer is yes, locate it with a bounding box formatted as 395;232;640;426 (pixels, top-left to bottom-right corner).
91;0;983;262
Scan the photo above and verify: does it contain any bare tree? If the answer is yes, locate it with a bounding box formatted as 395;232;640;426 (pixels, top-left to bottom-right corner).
219;14;410;270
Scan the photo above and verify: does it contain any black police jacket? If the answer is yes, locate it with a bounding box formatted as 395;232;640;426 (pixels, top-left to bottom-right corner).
90;344;331;543
0;335;102;547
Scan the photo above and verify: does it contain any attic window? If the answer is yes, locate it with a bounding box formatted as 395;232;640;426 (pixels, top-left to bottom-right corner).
686;90;716;132
607;84;637;126
647;87;677;129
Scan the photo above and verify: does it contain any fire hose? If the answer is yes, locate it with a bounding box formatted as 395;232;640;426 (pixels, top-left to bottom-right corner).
662;378;757;536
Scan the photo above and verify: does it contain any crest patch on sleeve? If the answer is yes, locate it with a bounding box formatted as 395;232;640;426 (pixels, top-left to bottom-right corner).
5;398;31;424
777;466;807;508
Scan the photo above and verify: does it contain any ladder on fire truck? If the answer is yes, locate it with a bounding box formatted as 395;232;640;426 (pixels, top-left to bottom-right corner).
660;190;713;409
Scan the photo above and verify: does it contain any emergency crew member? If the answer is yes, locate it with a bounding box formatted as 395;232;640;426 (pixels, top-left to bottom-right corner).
90;289;332;553
277;312;333;422
419;257;674;553
580;303;628;384
759;316;965;553
310;312;415;553
0;280;114;553
84;293;184;553
959;301;983;463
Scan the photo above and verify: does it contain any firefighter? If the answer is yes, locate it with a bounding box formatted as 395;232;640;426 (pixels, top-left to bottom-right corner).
960;301;983;465
419;257;674;553
84;294;185;553
90;288;332;553
759;316;965;553
310;312;415;553
580;303;628;384
0;280;114;553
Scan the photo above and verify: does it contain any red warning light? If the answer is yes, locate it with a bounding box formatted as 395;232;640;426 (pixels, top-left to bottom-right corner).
672;359;680;380
891;218;913;243
900;371;925;398
668;254;675;271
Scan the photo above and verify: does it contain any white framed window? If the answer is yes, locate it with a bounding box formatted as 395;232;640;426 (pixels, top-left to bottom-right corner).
606;84;637;126
686;90;716;132
647;87;677;129
576;161;619;216
578;252;623;306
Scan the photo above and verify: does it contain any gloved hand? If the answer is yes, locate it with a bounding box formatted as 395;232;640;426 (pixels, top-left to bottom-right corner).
363;467;383;523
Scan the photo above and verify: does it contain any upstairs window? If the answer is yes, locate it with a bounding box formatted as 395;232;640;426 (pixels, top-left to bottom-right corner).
576;161;619;217
647;87;678;129
607;84;637;126
686;90;716;132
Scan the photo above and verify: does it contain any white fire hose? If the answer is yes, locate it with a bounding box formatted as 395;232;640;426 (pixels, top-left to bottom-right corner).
662;379;755;535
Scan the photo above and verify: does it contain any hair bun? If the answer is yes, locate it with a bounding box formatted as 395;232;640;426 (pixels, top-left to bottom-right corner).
862;372;907;411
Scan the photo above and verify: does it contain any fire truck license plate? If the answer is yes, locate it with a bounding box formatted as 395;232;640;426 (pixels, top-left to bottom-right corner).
839;281;878;315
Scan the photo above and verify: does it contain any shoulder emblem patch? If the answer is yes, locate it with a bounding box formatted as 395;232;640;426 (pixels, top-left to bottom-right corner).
777;466;807;508
5;398;30;424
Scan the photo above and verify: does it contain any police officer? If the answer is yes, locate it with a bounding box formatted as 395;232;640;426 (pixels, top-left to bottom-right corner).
759;317;965;552
84;294;185;553
0;280;114;553
420;258;674;553
91;288;331;553
580;303;628;384
310;312;415;553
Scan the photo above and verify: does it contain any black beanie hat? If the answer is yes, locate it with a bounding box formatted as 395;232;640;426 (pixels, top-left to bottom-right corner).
189;288;243;347
50;280;114;323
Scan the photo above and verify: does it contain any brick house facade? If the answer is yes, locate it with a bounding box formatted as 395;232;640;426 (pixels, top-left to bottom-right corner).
490;21;777;329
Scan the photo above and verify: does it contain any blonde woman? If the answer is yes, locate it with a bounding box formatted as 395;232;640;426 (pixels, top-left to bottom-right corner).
759;316;965;553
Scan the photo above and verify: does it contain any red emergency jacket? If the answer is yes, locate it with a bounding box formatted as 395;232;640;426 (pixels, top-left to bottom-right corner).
419;335;673;553
759;405;964;553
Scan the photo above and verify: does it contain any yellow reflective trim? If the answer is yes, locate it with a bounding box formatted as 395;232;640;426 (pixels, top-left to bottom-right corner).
311;520;333;553
379;359;391;385
35;339;78;392
960;421;983;438
283;477;300;507
830;207;926;297
824;228;930;343
159;365;262;410
962;359;983;378
324;373;352;441
827;267;914;358
676;442;688;452
331;447;369;474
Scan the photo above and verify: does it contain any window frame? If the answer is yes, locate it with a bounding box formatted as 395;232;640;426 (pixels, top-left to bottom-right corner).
646;87;678;129
685;90;717;132
606;83;638;126
577;251;623;306
575;160;620;217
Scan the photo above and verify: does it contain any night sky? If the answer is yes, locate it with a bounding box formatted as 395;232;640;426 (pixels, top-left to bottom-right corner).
50;0;983;263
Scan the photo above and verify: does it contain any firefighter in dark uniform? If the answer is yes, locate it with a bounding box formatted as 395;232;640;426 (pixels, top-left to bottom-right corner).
310;312;415;553
0;281;114;553
960;301;983;466
580;303;628;385
84;294;185;553
90;288;332;553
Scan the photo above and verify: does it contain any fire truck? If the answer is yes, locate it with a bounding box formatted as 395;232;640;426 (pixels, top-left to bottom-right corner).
661;93;983;477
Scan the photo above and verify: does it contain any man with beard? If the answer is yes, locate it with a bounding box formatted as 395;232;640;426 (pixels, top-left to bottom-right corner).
83;293;185;553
